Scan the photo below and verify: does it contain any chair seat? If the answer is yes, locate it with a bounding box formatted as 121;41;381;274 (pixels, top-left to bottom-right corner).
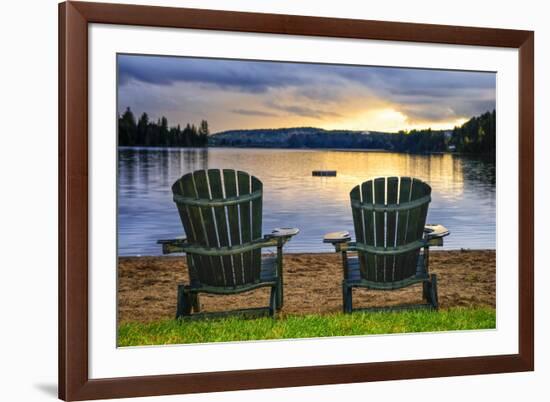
345;254;428;289
186;256;278;295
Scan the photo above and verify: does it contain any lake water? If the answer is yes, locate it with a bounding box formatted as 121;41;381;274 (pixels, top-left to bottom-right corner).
118;147;496;256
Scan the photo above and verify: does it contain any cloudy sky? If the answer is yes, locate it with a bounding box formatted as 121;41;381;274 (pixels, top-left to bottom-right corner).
117;54;496;133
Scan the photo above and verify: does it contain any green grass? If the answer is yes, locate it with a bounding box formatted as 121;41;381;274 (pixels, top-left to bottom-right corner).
118;307;496;347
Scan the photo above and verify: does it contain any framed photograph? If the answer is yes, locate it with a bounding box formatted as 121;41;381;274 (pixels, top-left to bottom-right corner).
59;1;534;400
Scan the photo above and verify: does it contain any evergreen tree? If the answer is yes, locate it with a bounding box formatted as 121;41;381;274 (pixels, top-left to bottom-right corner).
160;116;169;146
117;106;210;148
137;112;149;145
198;120;209;146
450;110;495;156
118;107;137;146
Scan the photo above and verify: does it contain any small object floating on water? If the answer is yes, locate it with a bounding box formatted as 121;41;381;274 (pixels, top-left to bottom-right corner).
312;170;337;177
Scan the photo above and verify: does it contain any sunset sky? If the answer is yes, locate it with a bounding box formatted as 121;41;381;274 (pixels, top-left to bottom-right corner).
117;54;496;133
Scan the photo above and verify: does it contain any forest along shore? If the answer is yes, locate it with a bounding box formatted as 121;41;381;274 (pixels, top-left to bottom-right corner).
118;250;495;324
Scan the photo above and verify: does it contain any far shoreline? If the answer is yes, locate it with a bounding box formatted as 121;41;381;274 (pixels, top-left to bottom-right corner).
118;145;495;158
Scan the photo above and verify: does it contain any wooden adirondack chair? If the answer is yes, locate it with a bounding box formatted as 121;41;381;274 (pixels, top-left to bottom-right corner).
324;177;449;313
158;169;299;319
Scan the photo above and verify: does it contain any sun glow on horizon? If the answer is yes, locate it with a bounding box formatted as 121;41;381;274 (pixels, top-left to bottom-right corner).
321;107;469;133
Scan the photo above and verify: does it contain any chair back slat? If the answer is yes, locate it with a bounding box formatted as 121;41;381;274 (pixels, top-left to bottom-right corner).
222;169;245;285
171;179;200;283
403;178;431;277
173;172;213;285
385;177;399;282
172;169;264;288
193;170;226;286
251;176;263;280
207;169;235;287
361;181;376;279
350;186;367;278
374;178;386;281
395;177;412;281
350;177;431;283
237;171;254;284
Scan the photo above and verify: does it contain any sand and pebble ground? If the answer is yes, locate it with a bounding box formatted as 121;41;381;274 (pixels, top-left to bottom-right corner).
118;250;495;324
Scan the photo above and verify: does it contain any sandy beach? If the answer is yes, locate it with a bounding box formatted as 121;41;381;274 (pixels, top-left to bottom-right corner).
118;250;495;324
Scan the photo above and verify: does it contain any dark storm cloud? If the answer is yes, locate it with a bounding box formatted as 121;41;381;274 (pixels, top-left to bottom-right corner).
343;67;495;91
118;55;312;93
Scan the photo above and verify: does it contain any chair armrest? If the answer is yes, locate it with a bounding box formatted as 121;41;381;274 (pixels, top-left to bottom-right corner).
424;224;450;246
330;240;430;254
267;227;300;238
323;231;352;251
264;227;300;244
159;230;298;256
177;237;281;256
157;236;187;254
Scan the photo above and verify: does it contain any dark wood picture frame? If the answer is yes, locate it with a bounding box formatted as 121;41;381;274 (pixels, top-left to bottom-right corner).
59;1;534;400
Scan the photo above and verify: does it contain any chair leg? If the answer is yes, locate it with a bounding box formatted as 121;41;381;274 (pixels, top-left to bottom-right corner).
191;293;201;313
422;280;430;301
343;283;353;313
429;274;439;309
176;285;192;318
424;274;439;310
269;285;278;318
276;244;284;310
275;277;283;311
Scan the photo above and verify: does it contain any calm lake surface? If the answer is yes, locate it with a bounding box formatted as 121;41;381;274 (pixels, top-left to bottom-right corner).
118;147;495;256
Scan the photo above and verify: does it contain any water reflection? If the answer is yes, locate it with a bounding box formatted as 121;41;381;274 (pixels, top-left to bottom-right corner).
118;147;496;255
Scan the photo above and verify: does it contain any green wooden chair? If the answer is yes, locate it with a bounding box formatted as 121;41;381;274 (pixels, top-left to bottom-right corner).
324;177;449;313
158;169;299;319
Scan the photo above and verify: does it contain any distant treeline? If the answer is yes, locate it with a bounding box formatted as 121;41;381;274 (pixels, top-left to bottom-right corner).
211;110;496;155
449;110;496;154
286;128;448;153
210;126;448;152
394;110;495;154
118;106;496;155
118;107;208;147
